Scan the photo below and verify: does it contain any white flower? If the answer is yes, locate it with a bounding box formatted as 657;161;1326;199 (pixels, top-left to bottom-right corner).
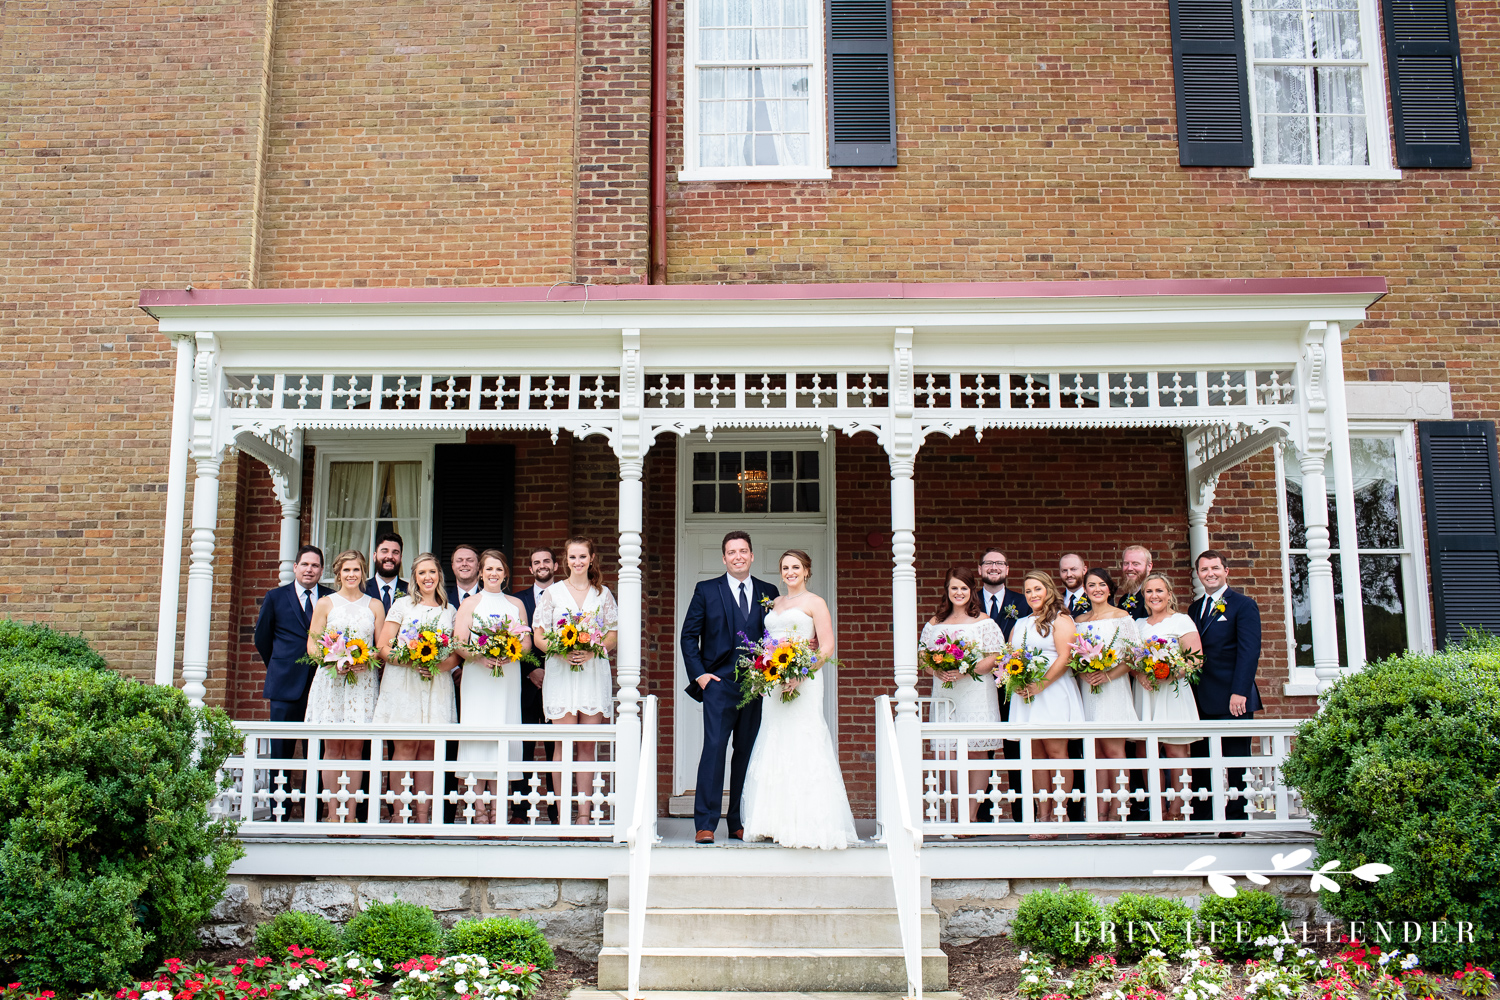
1273;947;1285;962
498;984;517;994
454;963;470;976
1019;951;1031;962
1026;975;1040;984
1402;954;1420;970
287;975;310;991
1186;989;1200;1000
1148;950;1166;959
348;958;361;970
1206;984;1222;995
455;982;469;994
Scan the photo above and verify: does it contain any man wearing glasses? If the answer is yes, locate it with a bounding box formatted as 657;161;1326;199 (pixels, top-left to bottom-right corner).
976;547;1025;822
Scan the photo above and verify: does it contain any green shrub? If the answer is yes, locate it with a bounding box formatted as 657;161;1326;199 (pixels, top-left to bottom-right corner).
1195;889;1290;959
1281;630;1500;971
341;900;444;965
0;627;243;992
1011;883;1108;962
1106;893;1195;961
254;911;344;961
443;916;556;970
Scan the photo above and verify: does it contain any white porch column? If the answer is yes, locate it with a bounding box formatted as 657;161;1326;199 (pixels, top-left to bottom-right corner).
276;490;302;587
887;329;922;823
180;335;222;708
1187;475;1217;598
1298;324;1342;693
153;332;197;687
1324;322;1366;669
613;330;645;838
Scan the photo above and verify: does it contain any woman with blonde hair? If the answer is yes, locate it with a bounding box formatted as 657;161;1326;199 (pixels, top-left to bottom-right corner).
1007;569;1085;838
375;551;459;824
1133;572;1203;830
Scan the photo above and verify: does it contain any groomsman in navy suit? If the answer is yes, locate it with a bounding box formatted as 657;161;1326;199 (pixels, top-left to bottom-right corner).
1188;549;1264;833
253;545;332;778
680;530;780;844
977;548;1025;822
1058;553;1091;616
364;533;408;612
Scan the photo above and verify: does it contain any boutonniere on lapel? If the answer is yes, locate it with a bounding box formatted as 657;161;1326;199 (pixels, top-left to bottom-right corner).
393;588;408;601
759;594;775;612
1073;596;1092;614
1212;599;1227;616
1121;594;1139;611
1004;603;1020;618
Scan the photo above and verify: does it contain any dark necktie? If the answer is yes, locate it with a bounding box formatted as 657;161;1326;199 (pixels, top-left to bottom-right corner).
1200;596;1214;627
738;581;750;621
988;594;1001;622
381;584;393;612
301;589;313;617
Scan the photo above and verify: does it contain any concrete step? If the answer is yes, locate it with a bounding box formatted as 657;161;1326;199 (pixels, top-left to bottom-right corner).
601;906;941;949
596;946;949;991
607;873;930;909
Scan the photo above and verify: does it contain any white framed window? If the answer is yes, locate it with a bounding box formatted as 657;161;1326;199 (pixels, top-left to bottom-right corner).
1245;0;1402;179
1279;423;1431;693
679;0;832;182
310;437;451;583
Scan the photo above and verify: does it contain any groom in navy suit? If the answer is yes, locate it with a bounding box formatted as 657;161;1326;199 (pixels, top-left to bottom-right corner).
680;530;780;844
253;545;333;777
1188;549;1264;831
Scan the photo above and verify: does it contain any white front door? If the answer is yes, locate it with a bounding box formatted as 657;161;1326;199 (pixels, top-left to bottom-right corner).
672;433;836;798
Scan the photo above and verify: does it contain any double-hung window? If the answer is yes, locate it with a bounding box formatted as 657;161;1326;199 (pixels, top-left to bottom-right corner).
682;0;832;181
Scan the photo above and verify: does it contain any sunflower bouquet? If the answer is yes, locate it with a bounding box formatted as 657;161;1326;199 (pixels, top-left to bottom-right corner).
541;609;610;671
1070;627;1123;679
464;613;530;677
302;626;373;685
388;612;456;680
734;630;823;708
995;640;1052;704
919;631;986;688
1132;634;1204;693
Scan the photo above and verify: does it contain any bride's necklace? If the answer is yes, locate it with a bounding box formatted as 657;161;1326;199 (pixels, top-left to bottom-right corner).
566;578;591;601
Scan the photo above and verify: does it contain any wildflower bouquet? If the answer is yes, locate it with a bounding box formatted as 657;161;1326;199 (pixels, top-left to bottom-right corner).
301;625;374;685
541;609;610;671
464;614;530;677
388;611;457;680
1133;634;1203;693
1070;627;1122;680
919;631;985;688
996;639;1051;704
735;630;823;707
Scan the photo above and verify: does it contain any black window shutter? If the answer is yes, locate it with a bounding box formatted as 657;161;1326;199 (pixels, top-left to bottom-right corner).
1382;0;1471;168
431;443;516;593
826;0;896;167
1168;0;1253;167
1417;421;1500;646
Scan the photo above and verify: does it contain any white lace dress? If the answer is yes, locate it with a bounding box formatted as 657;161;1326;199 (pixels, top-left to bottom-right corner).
306;593;380;724
372;597;457;725
1135;612;1201;744
456;589;526;779
921;618;1006;751
741;607;859;850
1075;616;1141;723
536;582;619;720
1007;615;1086;723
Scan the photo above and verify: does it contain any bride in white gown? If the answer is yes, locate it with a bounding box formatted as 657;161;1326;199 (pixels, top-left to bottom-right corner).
740;549;859;850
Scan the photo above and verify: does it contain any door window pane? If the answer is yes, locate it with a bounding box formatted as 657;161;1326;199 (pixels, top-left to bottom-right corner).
690;447;822;514
325;462;374;563
1350;437;1401;548
1359;554;1408;662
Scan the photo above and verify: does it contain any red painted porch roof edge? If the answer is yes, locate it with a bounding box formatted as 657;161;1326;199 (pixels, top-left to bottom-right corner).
139;277;1388;310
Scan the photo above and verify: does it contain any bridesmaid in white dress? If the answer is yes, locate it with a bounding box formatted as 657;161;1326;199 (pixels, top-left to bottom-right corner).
741;549;858;849
533;536;618;827
454;549;532;826
375;552;459;824
1132;572;1203;828
1073;567;1140;825
919;566;1005;825
305;550;386;824
1008;569;1085;838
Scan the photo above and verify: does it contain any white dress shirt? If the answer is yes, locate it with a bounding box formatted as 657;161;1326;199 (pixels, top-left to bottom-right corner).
724;572;753;616
454;582;481;604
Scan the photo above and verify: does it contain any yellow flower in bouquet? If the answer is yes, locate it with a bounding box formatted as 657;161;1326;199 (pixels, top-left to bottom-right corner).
347;638;371;666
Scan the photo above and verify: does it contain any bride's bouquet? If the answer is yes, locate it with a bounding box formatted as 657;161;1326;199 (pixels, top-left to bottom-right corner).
1070;627;1122;680
301;626;372;685
919;632;985;688
540;609;609;671
735;631;823;707
995;640;1051;704
462;614;530;677
1132;635;1203;694
387;613;456;680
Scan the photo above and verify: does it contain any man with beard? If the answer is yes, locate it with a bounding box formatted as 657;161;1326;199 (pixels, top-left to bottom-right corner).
1058;552;1090;615
514;547;557;819
977;547;1026;822
363;533;408;613
1117;545;1154;620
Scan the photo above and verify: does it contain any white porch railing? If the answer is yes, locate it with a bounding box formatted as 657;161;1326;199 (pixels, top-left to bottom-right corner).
919;718;1311;836
624;696;659;999
214;723;619;838
875;695;925;1000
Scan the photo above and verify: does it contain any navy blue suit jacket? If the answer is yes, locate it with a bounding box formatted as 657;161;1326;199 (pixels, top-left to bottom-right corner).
680;575;780;702
253;583;333;702
1189;586;1264;716
364;576;409;609
983;587;1027;644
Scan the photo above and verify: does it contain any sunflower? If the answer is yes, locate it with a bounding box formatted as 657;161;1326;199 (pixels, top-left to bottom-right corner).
347;638;370;665
771;644;796;669
416;639;439;663
1005;657;1025;676
761;667;780;682
503;635;525;660
1100;648;1117;668
559;623;580;647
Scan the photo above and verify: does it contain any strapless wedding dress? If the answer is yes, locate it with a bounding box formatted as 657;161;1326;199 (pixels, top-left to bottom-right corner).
740;606;859;850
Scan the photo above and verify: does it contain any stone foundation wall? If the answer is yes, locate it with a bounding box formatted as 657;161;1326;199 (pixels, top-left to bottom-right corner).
932;877;1343;947
202;877;609;960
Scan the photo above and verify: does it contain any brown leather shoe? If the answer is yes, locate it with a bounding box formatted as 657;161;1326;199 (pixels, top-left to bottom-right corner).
695;830;715;844
729;828;745;841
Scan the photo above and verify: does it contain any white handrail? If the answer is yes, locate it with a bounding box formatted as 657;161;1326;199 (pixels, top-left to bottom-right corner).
624;695;658;1000
876;695;924;1000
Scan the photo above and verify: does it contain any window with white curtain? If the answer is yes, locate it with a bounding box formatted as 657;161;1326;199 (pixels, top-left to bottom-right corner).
681;0;831;181
1246;0;1400;178
316;454;428;582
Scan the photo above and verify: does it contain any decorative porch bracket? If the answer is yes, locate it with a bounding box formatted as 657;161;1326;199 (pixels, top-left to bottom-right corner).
1183;421;1288;593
